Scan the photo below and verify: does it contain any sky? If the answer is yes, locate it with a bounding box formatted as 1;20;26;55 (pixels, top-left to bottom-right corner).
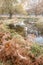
22;0;42;10
17;0;39;9
22;0;39;10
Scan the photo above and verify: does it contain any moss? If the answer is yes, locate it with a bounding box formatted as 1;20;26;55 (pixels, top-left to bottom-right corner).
30;43;43;57
0;61;4;65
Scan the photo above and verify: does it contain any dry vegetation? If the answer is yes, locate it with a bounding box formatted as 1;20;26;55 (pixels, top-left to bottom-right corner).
0;20;43;65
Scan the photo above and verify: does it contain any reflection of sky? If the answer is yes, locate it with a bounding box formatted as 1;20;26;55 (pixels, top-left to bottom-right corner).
35;36;43;44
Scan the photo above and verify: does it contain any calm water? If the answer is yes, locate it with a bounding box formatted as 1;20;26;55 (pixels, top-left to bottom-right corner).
34;36;43;44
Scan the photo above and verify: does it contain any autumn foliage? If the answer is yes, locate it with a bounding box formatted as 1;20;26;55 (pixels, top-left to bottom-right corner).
0;32;43;65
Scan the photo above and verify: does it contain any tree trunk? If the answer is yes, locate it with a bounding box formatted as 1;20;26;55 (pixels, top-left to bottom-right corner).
9;13;12;19
9;10;12;19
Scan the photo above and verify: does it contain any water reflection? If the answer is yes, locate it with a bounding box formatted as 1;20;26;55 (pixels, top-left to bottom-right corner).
34;36;43;44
